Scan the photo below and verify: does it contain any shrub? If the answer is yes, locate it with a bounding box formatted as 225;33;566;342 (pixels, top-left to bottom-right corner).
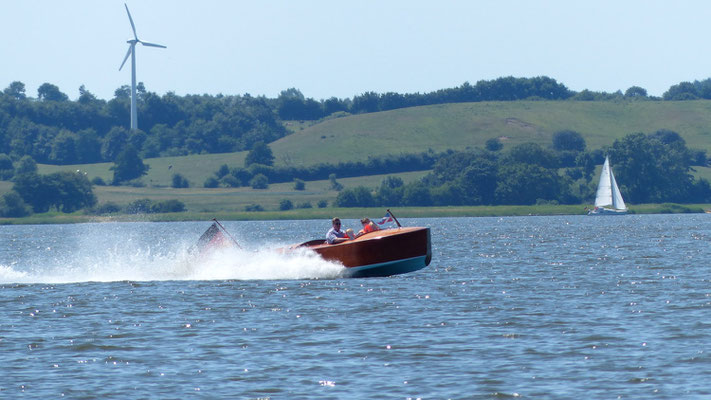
126;178;146;187
250;173;269;189
125;198;153;214
329;173;343;191
245;204;264;212
247;163;273;177
279;199;294;210
552;130;586;152
203;176;219;188
485;138;503;152
336;186;375;207
293;179;305;190
297;202;312;209
230;167;252;184
317;200;328;208
216;164;230;178
151;199;186;213
14;156;37;175
13;171;96;213
122;199;187;213
0;191;31;217
220;175;241;187
171;173;190;188
91;176;106;186
535;198;559;205
95;202;121;214
401;183;432;206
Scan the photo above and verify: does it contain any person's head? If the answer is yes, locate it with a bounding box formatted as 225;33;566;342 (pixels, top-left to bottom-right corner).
360;218;371;225
332;218;341;229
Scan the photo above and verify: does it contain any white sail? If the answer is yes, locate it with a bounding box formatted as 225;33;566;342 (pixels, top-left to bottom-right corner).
609;166;626;210
594;156;626;211
594;157;613;207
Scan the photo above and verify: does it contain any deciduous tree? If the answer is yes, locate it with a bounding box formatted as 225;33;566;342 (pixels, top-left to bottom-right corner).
0;191;31;217
244;141;274;167
13;172;96;213
608;133;694;203
552;130;586;152
37;83;69;102
111;145;149;184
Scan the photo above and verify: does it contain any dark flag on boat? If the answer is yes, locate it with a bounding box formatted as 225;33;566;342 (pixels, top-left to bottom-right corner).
196;222;229;252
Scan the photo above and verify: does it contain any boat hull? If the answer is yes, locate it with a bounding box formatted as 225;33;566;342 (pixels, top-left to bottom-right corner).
588;207;627;215
295;227;432;278
343;255;430;278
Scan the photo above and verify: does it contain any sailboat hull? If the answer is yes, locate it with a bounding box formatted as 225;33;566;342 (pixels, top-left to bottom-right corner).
588;207;627;215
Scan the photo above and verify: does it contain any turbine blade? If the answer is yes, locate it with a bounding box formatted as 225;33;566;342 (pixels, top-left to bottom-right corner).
139;41;167;49
119;45;132;71
124;3;138;40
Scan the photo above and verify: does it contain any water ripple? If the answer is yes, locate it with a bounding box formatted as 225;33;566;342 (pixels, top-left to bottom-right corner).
0;215;709;398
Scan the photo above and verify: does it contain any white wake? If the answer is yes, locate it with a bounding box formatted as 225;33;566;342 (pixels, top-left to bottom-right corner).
0;241;345;285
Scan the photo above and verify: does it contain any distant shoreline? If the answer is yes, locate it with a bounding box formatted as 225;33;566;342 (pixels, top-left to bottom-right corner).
1;204;709;225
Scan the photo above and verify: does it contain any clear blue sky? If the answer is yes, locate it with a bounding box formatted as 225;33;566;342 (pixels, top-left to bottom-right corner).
3;0;710;101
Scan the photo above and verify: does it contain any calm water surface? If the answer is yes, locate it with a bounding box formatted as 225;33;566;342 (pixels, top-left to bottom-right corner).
1;215;710;399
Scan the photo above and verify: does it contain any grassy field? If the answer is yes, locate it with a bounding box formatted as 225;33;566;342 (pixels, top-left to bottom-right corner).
91;171;428;211
32;99;711;187
38;152;248;189
0;171;430;212
270;100;711;165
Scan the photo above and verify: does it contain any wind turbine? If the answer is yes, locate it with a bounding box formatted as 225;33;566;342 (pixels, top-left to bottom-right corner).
119;3;166;131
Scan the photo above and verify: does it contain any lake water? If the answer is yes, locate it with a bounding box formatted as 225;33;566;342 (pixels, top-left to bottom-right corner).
1;215;710;399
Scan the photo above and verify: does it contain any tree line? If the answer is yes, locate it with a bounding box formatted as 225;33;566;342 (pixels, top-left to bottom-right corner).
333;131;711;208
274;77;711;120
2;76;710;170
204;144;438;189
0;82;286;165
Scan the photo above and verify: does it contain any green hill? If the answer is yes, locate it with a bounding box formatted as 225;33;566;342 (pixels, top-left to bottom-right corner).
36;99;711;187
271;100;711;166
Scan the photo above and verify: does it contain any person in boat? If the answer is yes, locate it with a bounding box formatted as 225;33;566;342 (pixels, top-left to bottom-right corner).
326;218;354;244
355;217;380;238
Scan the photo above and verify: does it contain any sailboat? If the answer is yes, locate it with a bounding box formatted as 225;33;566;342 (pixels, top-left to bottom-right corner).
588;156;628;215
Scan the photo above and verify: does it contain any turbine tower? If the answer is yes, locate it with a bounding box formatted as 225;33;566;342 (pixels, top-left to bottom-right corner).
119;3;166;131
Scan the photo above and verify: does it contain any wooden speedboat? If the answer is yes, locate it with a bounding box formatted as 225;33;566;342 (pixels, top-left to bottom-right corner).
291;226;432;278
197;213;432;278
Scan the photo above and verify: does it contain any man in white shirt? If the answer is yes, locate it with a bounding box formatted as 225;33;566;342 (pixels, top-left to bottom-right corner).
326;218;353;244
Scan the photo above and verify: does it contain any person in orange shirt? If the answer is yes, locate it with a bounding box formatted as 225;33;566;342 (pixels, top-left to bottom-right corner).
356;217;380;238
